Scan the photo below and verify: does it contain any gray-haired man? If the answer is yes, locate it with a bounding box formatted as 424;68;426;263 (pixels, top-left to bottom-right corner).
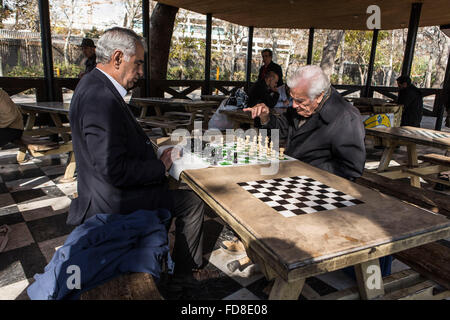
69;27;213;287
244;65;366;180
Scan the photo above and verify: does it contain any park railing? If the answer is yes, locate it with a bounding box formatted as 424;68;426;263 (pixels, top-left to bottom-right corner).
0;77;444;117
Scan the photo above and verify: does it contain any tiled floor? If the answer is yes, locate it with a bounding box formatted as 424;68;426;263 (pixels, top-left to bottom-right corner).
0;120;448;300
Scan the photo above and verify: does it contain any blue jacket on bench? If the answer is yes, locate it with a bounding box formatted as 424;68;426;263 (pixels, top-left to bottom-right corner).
27;209;173;300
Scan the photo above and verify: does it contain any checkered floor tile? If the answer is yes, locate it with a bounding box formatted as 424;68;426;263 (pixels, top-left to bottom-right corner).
0;145;416;300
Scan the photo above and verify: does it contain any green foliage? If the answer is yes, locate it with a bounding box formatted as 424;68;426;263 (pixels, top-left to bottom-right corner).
6;62;82;78
84;27;102;40
168;36;205;80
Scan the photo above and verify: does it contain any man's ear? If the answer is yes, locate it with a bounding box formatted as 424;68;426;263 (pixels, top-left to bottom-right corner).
316;91;325;103
111;50;123;69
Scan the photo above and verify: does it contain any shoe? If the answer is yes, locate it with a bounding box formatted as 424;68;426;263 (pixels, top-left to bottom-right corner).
220;237;245;255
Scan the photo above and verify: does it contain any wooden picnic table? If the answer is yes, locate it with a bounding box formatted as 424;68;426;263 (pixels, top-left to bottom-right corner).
180;160;450;300
201;94;229;102
366;126;450;188
17;102;75;182
131;97;220;134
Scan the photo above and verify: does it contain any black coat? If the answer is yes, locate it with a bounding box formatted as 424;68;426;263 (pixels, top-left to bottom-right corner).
258;61;283;87
398;85;423;127
67;68;171;225
264;87;366;180
247;79;280;108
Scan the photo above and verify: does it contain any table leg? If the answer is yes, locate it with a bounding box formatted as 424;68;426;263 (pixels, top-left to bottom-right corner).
17;113;36;163
354;259;385;300
50;113;70;143
60;151;76;183
139;106;148;118
406;144;421;188
268;277;305;300
377;141;397;172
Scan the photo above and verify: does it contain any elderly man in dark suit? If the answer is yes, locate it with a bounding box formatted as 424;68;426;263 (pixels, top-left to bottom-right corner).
68;27;211;286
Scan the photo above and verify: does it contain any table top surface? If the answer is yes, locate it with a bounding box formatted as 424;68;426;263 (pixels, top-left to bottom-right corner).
366;126;450;149
201;95;229;101
18;102;70;114
181;160;450;276
132;97;218;108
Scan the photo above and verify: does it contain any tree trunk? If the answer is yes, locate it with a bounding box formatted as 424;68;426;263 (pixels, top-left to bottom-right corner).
338;36;345;84
425;58;433;88
320;30;345;78
432;36;449;88
149;3;179;97
385;31;394;86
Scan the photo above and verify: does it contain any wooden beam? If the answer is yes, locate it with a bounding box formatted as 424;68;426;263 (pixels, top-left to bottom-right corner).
363;29;379;98
401;3;422;77
394;241;450;290
246;26;254;92
354;259;385;299
435;43;450;130
38;0;56;101
142;0;150;96
307;28;314;65
203;13;212;95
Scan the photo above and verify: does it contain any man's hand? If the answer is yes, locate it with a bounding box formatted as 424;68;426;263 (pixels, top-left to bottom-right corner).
243;103;270;124
159;147;176;171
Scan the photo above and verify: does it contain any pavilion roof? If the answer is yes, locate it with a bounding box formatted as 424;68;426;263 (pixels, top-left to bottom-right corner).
156;0;450;30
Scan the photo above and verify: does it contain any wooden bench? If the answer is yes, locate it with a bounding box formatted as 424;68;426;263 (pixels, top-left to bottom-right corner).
355;171;450;217
393;240;450;291
80;272;163;300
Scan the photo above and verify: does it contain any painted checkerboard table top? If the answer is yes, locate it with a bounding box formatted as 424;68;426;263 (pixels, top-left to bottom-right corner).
181;160;450;280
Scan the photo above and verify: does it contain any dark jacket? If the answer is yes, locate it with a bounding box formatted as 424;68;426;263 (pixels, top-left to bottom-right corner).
258;61;283;87
68;68;171;226
27;209;173;300
247;79;280;108
84;55;97;73
263;87;366;180
398;85;423;127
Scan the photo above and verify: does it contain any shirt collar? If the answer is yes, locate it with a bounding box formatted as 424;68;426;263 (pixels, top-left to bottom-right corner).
96;67;127;98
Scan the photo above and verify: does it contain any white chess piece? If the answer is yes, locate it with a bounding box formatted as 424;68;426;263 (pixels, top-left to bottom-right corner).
279;147;285;160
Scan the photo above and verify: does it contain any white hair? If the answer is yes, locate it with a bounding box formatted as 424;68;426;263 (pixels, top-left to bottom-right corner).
287;65;330;100
96;27;146;64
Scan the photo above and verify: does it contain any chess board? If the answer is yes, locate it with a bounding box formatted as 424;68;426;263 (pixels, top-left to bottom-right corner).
238;176;364;217
397;128;450;139
187;142;292;167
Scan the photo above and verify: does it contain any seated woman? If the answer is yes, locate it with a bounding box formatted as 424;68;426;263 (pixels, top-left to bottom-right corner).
0;88;24;148
0;89;58;151
273;84;293;109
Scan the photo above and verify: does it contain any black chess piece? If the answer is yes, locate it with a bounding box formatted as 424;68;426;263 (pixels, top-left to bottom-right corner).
233;151;238;164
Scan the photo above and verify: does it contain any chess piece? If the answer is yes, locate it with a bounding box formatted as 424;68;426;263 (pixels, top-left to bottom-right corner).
234;151;238;164
271;149;277;160
279;147;285;160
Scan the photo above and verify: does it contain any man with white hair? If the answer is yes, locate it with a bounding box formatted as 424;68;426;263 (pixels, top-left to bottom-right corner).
244;65;366;180
68;27;211;287
244;66;394;278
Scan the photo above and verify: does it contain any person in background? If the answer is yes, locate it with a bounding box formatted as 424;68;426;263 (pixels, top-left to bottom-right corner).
274;84;293;108
257;49;283;87
0;88;24;147
247;71;280;109
78;38;97;78
396;75;423;127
